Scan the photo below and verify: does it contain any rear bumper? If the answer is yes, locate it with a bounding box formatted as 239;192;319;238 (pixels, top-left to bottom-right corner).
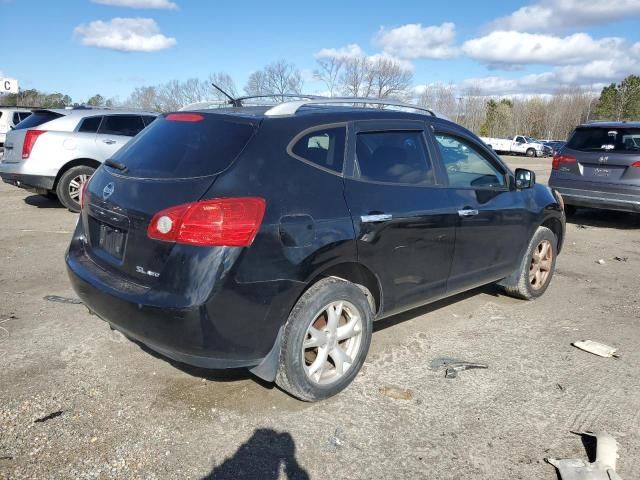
0;172;55;191
554;186;640;213
65;235;299;370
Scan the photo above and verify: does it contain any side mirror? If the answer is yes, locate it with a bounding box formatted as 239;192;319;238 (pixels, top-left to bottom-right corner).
515;168;535;189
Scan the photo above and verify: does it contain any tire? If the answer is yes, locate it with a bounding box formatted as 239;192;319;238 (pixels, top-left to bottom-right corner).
56;165;95;212
498;226;557;300
276;277;373;402
526;148;536;157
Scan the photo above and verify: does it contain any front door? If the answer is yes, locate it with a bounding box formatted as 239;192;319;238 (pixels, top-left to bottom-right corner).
432;129;529;294
343;120;459;316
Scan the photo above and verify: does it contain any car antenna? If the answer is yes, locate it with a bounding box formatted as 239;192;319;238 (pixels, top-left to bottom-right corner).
211;83;241;108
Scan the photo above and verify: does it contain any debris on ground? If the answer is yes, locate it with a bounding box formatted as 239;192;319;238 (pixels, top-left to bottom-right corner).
613;256;628;262
572;340;619;358
429;357;489;378
43;295;83;305
596;259;606;265
576;224;588;229
546;431;623;480
379;385;415;400
34;410;64;423
326;428;344;450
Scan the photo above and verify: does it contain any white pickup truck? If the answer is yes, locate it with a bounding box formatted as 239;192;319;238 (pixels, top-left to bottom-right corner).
480;135;551;157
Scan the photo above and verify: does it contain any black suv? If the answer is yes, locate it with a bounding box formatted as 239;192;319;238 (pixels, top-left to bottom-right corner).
66;99;565;401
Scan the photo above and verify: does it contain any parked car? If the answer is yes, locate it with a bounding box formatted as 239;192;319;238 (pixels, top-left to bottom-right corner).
0;107;32;151
0;108;157;211
549;122;640;214
542;140;567;156
481;135;552;157
66;98;566;401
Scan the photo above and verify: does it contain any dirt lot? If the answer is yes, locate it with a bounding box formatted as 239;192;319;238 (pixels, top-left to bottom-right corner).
1;155;639;479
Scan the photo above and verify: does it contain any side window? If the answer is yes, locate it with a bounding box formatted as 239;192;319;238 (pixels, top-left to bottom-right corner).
290;126;346;173
434;134;506;189
78;116;103;133
515;136;525;143
12;112;21;125
99;115;145;137
355;130;435;185
142;115;157;127
19;112;32;122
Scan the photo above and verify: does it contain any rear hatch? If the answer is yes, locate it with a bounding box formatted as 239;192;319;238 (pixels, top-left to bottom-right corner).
557;126;640;186
81;112;259;287
1;110;65;163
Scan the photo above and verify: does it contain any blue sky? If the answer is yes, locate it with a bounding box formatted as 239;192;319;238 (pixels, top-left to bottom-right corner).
2;0;640;102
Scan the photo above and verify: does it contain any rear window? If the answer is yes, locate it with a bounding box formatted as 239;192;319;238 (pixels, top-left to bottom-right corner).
14;111;63;130
109;113;257;179
568;127;640;153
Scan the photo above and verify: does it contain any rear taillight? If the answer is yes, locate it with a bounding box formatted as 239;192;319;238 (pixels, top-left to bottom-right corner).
147;197;266;247
80;177;91;210
22;130;46;159
552;154;577;170
632;160;640;168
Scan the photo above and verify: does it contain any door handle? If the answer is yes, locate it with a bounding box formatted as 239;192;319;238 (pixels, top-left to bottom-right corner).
103;139;116;145
361;214;392;223
458;209;479;217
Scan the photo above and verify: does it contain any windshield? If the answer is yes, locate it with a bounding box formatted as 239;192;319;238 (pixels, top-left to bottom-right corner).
567;127;640;153
525;137;538;143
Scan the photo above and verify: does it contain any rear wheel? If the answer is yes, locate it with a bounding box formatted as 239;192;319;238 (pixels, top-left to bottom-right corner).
56;165;95;212
498;226;557;300
526;148;536;157
276;277;373;401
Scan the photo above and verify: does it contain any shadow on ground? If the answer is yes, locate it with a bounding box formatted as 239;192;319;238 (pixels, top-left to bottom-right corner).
567;207;640;229
202;428;309;480
24;194;63;209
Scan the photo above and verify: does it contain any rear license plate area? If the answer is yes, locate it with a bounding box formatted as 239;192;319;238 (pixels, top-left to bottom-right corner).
97;222;126;260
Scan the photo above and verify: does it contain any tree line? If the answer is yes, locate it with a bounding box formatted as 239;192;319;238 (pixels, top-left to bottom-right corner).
1;57;638;141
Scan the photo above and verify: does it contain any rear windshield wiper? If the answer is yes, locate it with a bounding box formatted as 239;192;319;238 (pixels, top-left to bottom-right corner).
105;159;128;172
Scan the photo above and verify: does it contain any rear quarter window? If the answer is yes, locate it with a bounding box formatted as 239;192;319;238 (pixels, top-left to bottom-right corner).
109;113;257;179
289;126;346;173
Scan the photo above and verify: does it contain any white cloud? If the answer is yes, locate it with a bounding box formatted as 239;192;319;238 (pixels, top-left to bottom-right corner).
315;44;365;61
462;31;624;67
491;0;640;32
74;18;176;52
374;22;458;59
92;0;178;9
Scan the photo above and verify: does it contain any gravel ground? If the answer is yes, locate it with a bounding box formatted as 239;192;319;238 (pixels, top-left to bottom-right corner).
1;155;639;479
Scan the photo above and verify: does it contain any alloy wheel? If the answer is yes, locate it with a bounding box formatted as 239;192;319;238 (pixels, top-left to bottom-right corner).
68;174;89;202
529;239;553;290
302;300;363;385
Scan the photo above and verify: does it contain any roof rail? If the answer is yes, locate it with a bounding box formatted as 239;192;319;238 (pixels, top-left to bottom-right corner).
263;97;437;117
180;94;326;111
179;100;228;111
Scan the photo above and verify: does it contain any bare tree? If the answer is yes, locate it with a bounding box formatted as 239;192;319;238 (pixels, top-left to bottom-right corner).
313;56;344;97
208;72;238;101
338;55;412;100
418;83;457;118
243;61;303;101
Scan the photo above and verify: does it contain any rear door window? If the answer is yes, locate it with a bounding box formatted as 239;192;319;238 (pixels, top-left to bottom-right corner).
12;112;21;125
13;111;62;130
568;127;640;153
289;126;346;173
19;112;32;122
355;130;435;185
109;113;257;179
78;116;103;133
98;115;145;137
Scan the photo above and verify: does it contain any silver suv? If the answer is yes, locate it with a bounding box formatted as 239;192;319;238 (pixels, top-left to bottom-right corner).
0;108;157;211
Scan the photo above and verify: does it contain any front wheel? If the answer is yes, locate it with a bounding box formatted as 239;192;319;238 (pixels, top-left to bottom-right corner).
276;277;373;401
498;226;557;300
526;148;536;157
56;165;95;212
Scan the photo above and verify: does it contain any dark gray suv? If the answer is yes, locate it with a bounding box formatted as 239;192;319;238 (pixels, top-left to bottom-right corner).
549;122;640;214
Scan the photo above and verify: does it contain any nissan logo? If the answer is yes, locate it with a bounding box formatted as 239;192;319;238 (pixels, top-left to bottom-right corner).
102;182;115;200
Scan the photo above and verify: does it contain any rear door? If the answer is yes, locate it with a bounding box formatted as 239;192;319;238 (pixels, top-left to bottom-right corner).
559;126;640;187
343;119;458;315
432;128;529;293
94;114;146;160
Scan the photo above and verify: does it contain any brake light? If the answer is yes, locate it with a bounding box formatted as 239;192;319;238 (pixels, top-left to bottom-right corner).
22;130;46;159
80;177;91;210
166;113;204;122
632;160;640;168
147;197;266;247
552;154;577;170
